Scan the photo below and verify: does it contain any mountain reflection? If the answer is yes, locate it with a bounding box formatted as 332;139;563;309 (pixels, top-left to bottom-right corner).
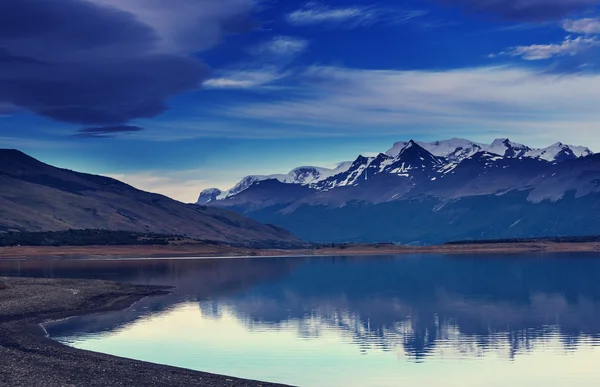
195;255;600;360
22;254;600;361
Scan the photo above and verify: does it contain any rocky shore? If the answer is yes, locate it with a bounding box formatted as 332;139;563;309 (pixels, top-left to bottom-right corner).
0;277;288;387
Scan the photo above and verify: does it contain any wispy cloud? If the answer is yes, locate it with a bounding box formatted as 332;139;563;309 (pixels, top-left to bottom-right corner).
252;36;309;58
494;36;599;60
75;125;144;138
491;15;600;65
287;3;377;26
214;65;600;148
203;67;290;89
203;36;307;90
286;2;427;28
563;17;600;34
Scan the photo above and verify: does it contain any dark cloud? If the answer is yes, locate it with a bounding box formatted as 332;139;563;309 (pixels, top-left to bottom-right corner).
0;0;259;133
436;0;600;21
75;125;144;138
2;55;207;125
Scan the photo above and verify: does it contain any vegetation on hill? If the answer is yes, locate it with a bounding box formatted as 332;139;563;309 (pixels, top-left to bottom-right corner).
0;229;206;247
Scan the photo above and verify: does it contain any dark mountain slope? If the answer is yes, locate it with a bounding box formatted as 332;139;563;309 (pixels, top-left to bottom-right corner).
221;153;600;244
0;150;301;247
412;152;552;199
247;190;600;245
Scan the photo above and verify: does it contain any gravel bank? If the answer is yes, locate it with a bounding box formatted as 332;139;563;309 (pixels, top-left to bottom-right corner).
0;277;289;387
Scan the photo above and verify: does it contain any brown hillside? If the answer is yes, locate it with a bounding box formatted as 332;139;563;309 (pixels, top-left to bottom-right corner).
0;149;301;247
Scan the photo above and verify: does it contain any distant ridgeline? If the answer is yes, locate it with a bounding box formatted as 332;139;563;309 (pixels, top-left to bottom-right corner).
198;138;600;245
0;229;207;247
446;236;600;245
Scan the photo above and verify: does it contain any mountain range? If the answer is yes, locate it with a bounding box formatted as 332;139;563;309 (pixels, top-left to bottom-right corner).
0;149;301;247
198;138;600;245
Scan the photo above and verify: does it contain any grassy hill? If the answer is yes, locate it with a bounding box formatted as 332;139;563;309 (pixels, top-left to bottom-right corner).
0;150;303;248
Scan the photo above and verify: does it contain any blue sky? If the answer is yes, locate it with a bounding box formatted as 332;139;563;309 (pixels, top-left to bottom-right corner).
2;0;600;201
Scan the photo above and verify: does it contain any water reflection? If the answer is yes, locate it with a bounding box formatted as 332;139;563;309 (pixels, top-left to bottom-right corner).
3;254;600;386
192;255;600;360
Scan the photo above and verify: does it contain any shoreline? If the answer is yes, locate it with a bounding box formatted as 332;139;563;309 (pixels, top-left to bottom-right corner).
1;241;600;260
2;244;600;385
0;277;289;387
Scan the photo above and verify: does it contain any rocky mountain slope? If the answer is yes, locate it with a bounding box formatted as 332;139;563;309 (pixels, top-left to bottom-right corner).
198;138;600;244
0;149;302;247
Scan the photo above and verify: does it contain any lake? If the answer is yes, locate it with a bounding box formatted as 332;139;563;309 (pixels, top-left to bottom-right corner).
2;254;600;386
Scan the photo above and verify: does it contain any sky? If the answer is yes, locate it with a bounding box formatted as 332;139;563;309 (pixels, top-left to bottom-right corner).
2;0;600;202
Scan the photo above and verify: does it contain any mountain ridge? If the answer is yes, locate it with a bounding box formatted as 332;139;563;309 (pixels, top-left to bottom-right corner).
199;138;593;202
0;149;303;247
196;138;600;245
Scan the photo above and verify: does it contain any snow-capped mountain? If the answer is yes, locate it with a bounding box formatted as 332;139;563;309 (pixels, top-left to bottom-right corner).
486;139;593;161
198;138;593;203
385;138;592;164
381;140;446;177
199;164;352;201
285;166;339;185
315;141;448;191
485;138;531;158
386;138;486;162
526;142;593;162
315;155;374;191
196;137;599;245
197;188;222;204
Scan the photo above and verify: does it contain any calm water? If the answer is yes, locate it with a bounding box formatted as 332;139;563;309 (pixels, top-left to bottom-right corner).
2;254;600;386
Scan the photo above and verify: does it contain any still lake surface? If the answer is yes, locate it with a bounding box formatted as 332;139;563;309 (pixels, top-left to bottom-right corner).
2;254;600;386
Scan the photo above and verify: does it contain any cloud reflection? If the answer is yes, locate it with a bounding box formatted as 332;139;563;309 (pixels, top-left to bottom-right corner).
34;255;600;365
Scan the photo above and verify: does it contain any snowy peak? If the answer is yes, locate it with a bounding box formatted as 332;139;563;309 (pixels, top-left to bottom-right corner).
385;141;408;157
314;144;447;191
367;153;395;176
423;138;485;163
284;166;334;185
484;139;592;162
219;175;269;200
197;188;222;204
567;144;593;158
526;142;593;162
316;154;377;190
397;140;444;164
335;161;353;172
384;140;445;178
401;140;420;153
210;164;352;201
486;138;531;158
386;138;485;163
